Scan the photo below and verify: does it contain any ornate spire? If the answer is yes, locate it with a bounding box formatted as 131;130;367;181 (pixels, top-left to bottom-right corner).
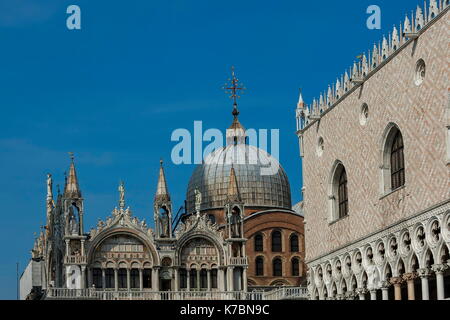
155;159;170;203
64;153;82;199
227;166;241;203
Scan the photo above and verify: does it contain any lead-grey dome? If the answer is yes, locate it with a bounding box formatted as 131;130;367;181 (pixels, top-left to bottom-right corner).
186;144;292;213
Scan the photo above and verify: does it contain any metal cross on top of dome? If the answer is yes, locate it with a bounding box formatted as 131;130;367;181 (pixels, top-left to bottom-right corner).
223;66;246;118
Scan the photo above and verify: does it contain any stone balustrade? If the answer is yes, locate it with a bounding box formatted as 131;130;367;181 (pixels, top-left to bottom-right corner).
64;255;87;265
45;287;308;300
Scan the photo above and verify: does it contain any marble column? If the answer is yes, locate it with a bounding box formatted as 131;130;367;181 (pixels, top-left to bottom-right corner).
102;269;106;289
187;269;191;291
228;267;235;292
196;269;201;290
432;264;448;300
218;268;225;291
356;288;367;300
417;268;430;300
370;290;377;300
243;268;248;292
389;277;403;300
152;268;160;291
80;240;85;256
126;269;131;291
139;269;143;291
114;268;118;291
402;272;417;300
65;240;70;257
207;270;211;291
381;281;390;300
87;267;93;288
174;268;179;291
81;266;86;289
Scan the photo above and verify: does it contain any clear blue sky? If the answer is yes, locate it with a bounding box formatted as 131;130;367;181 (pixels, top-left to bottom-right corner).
0;0;416;299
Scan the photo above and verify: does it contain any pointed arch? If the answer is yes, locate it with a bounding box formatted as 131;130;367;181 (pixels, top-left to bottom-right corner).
328;160;349;222
380;123;405;194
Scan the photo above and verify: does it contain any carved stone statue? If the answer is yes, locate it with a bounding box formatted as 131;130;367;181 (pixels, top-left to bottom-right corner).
160;211;169;238
118;182;125;209
69;213;78;235
47;174;53;199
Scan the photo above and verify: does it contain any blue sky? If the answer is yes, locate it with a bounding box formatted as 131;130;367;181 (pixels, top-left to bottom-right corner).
0;0;417;299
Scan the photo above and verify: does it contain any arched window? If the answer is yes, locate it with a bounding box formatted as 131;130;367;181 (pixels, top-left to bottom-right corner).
329;161;349;221
381;124;406;193
254;234;263;252
338;168;348;219
273;258;282;277
390;131;405;190
272;231;282;252
256;257;264;276
130;269;139;288
200;269;208;289
143;269;152;288
105;268;114;288
190;269;197;289
211;269;218;289
118;268;127;289
179;269;187;289
92;268;102;288
292;258;300;276
290;234;299;252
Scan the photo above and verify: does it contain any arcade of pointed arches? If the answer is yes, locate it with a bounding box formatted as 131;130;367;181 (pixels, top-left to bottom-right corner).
308;211;450;300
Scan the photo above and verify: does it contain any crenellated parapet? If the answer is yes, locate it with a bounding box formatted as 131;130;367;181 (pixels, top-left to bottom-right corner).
296;0;449;132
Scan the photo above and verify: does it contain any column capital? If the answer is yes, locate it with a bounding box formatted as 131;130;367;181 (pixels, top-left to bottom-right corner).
417;268;431;278
431;264;448;274
345;291;357;300
381;280;391;289
402;272;417;282
389;276;403;286
356;288;368;295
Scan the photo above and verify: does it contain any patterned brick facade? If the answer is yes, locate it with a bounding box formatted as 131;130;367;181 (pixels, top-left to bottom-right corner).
299;8;449;264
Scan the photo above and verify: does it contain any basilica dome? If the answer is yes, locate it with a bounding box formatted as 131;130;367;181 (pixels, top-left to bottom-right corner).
186;144;292;213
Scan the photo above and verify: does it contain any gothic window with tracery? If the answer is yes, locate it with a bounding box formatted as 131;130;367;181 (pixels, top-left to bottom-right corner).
338;168;348;218
390;131;405;190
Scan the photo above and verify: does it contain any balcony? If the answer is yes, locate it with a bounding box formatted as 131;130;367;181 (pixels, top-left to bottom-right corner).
64;255;87;265
230;257;248;266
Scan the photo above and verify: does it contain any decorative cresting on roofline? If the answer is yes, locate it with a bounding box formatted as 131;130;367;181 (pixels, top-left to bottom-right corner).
89;181;154;240
296;0;449;132
174;212;224;239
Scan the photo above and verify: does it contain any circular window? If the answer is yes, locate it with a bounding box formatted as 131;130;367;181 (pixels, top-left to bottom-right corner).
359;103;369;126
316;137;324;157
415;59;426;86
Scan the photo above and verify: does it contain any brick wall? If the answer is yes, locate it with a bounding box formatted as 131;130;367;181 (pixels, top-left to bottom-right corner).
301;12;450;262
